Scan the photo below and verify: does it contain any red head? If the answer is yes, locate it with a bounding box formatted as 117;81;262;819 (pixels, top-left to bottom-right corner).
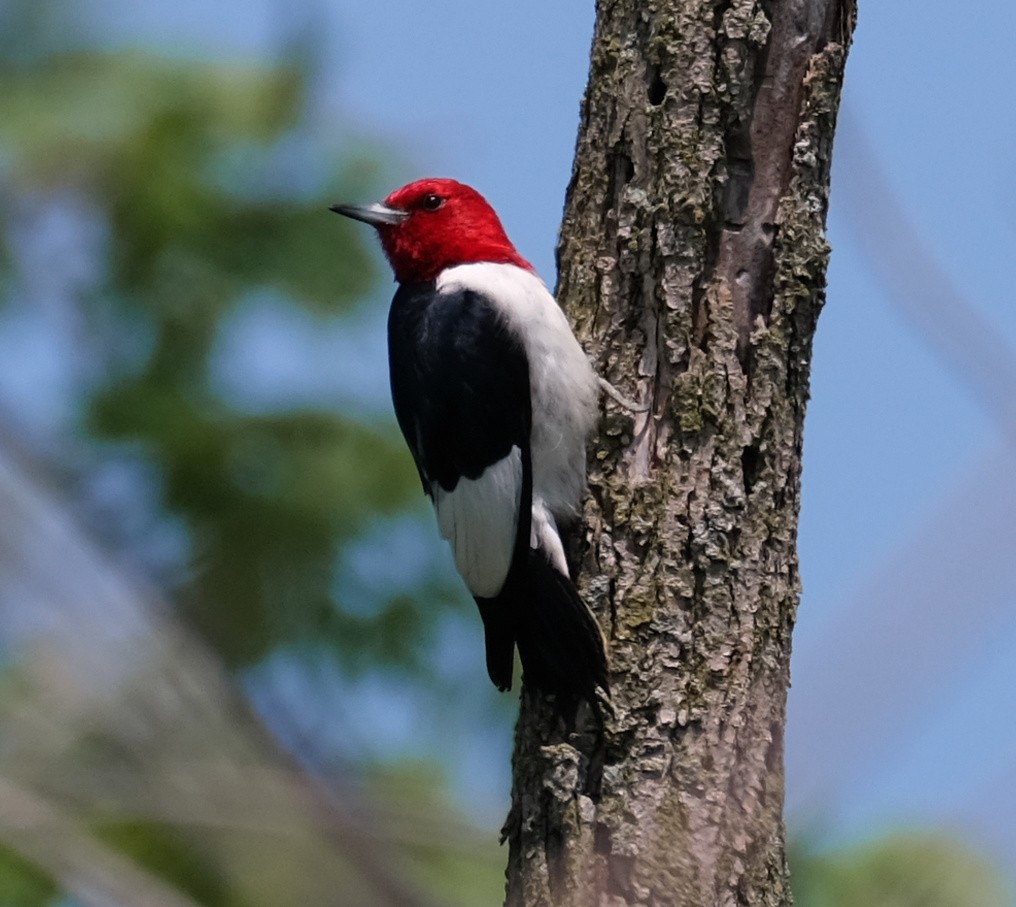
331;178;533;284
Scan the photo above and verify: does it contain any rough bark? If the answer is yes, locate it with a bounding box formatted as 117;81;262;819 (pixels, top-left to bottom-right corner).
503;1;857;905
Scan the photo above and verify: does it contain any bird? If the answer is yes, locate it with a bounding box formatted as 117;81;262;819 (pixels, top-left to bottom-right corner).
331;178;609;711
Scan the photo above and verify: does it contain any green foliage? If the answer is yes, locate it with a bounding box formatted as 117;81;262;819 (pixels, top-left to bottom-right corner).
0;46;449;668
0;845;57;907
0;26;508;901
791;831;1012;907
98;821;230;906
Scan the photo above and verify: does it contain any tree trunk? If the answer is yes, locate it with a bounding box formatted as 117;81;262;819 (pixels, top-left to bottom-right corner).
503;1;857;905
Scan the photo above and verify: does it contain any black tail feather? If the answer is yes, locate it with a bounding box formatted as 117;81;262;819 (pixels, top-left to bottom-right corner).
475;549;609;710
515;549;609;706
475;596;515;692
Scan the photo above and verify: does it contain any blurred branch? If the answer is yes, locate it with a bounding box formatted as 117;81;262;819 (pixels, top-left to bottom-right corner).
836;112;1016;441
18;758;499;859
789;115;1016;824
0;427;443;907
788;440;1016;813
0;777;203;907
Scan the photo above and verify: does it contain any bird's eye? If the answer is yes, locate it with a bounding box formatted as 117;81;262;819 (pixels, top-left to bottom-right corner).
421;194;444;211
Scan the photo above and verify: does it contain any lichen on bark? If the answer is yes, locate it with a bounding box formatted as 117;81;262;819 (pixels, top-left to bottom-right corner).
504;1;857;905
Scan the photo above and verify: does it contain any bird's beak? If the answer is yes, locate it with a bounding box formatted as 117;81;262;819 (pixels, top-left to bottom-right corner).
329;202;408;227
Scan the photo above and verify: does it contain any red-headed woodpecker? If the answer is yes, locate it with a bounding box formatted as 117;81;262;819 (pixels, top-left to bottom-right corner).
332;178;608;708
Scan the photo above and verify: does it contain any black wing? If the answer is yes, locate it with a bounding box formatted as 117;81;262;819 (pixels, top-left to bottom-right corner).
388;281;532;582
388;283;532;690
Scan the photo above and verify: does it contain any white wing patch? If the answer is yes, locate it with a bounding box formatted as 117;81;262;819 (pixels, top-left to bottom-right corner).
433;447;522;598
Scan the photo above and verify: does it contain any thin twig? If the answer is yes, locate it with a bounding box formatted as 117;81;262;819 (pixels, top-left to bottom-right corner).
598;376;649;413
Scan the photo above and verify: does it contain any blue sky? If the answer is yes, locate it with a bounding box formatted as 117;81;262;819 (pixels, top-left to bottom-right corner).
47;0;1016;880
